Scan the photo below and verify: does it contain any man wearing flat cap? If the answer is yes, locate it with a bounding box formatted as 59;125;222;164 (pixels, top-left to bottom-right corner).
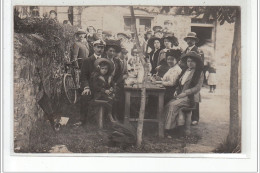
71;29;90;69
74;39;106;127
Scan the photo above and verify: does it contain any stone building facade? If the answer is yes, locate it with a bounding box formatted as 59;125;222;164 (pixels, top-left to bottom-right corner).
15;6;232;64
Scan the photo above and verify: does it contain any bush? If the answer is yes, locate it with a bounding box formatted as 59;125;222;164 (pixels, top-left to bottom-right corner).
14;16;78;112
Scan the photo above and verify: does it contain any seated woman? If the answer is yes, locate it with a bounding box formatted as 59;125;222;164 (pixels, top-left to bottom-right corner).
164;51;204;135
91;58;116;122
161;49;182;104
156;32;180;78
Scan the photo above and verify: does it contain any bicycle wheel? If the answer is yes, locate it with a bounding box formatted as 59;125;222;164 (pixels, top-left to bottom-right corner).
63;73;77;104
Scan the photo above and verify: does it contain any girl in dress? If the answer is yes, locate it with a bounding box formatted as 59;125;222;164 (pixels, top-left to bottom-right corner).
205;63;217;93
91;58;116;122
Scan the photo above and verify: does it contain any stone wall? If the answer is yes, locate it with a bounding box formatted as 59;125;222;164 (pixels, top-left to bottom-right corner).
13;34;44;151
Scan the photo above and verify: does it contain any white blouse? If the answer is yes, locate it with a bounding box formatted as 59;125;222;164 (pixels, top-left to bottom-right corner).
181;69;194;85
162;64;182;86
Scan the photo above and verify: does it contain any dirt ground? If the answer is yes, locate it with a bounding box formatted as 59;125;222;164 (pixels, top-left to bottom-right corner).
27;82;230;153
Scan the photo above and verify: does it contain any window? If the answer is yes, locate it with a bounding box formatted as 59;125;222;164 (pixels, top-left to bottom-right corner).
139;18;151;31
124;17;135;32
191;26;213;46
124;17;152;32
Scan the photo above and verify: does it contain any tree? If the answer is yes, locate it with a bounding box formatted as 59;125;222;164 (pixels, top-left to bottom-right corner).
162;6;241;151
130;6;150;147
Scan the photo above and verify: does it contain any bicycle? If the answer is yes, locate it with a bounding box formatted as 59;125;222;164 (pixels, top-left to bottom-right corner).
63;59;81;104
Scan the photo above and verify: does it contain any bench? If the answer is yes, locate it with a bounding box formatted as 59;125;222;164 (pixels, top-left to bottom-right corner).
92;100;109;129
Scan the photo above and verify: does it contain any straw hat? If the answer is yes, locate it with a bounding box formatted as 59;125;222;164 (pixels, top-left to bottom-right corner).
184;32;199;43
94;58;115;74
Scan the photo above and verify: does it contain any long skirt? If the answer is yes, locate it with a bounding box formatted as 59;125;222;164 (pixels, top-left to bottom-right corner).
164;97;190;130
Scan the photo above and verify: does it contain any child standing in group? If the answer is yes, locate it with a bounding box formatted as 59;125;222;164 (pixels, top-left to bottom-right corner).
206;63;217;93
91;58;116;122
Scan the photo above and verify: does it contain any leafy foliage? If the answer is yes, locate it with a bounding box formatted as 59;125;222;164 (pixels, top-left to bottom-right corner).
14;15;78;112
161;6;240;25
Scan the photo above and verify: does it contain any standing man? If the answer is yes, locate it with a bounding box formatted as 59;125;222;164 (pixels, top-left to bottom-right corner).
71;29;90;69
183;32;204;126
114;48;129;121
74;40;106;127
183;32;204;63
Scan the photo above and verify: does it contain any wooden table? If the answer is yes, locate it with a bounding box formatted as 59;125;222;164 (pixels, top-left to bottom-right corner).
124;82;166;138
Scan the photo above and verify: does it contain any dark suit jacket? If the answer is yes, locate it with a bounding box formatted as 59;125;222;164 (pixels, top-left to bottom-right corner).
183;45;204;64
72;41;90;68
80;54;104;91
106;57;122;84
149;48;162;74
72;41;90;60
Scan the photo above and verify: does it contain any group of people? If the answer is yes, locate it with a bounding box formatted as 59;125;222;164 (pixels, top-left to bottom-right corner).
70;23;207;137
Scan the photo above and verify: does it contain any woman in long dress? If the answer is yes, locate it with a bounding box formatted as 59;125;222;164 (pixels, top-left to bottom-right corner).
164;51;204;134
161;49;182;104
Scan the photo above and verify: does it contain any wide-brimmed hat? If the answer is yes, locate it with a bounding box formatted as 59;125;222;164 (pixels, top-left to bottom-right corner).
75;29;86;35
184;32;199;43
94;58;115;74
153;26;163;32
162;32;179;46
117;32;131;39
147;37;163;49
105;39;121;53
165;49;182;62
180;51;204;69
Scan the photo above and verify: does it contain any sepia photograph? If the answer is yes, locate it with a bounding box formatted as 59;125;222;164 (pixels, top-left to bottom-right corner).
12;5;242;154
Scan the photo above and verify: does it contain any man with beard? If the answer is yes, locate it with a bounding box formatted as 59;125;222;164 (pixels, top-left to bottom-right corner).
74;40;106;127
